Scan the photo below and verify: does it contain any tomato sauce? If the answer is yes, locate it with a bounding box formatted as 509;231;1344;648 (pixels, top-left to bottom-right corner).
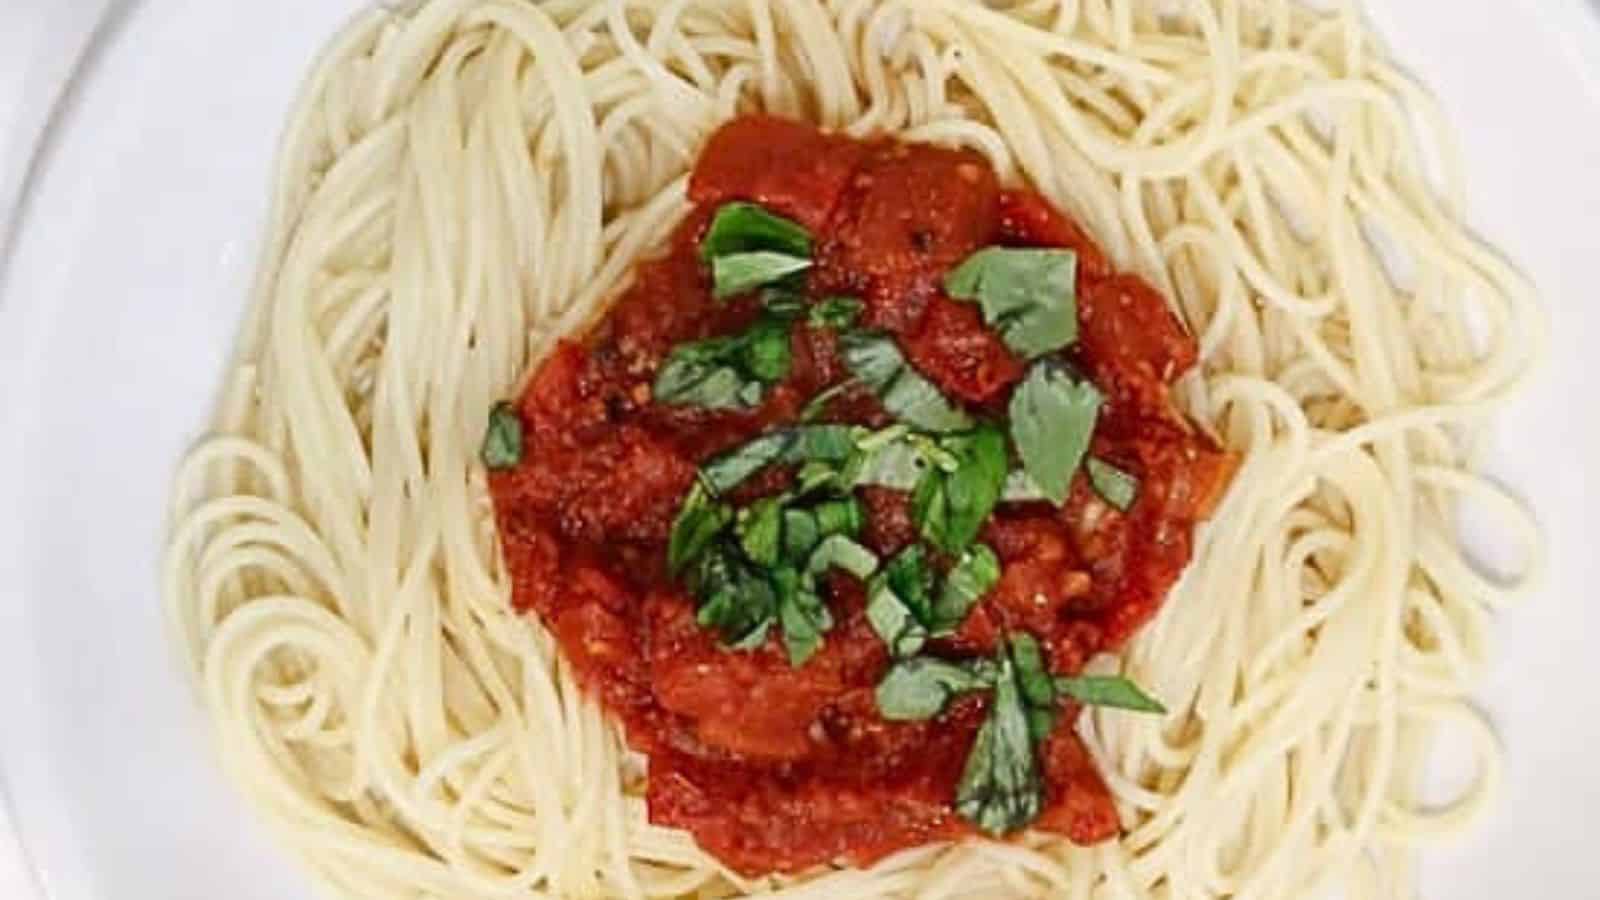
489;116;1233;875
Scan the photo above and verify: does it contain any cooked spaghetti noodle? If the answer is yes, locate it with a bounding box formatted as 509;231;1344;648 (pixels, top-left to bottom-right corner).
164;1;1545;897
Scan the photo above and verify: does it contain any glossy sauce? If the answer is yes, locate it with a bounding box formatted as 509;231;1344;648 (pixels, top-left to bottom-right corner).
489;116;1233;874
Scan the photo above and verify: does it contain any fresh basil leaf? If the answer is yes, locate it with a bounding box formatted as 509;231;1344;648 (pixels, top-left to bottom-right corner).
840;332;974;433
1086;458;1140;512
810;296;865;330
932;544;1000;633
867;545;935;658
736;497;784;567
655;319;790;411
668;483;732;574
712;251;813;300
692;545;778;647
876;657;994;721
812;497;864;540
799;379;857;422
852;439;926;491
1001;469;1047;503
1009;361;1102;506
782;508;822;562
867;582;929;659
774;566;832;667
954;646;1045;836
806;534;878;580
911;425;1007;555
1053;675;1167;714
700;426;859;496
760;287;810;320
701;202;813;260
740;317;793;383
481;402;524;470
1008;634;1059;742
701;433;791;495
944;247;1078;358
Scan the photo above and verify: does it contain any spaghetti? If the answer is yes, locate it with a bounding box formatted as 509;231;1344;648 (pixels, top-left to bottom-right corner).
165;1;1545;897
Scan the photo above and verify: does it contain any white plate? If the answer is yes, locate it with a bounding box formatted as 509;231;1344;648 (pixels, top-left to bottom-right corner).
3;2;1600;898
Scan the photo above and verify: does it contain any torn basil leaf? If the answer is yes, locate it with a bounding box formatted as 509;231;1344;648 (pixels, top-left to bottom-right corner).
911;425;1008;555
841;332;974;433
481;402;524;470
876;657;994;721
692;544;778;648
654;314;793;411
806;534;878;580
810;296;865;330
699;425;858;496
736;497;785;568
1009;360;1102;506
668;483;733;575
932;544;1000;634
701;202;813;260
867;545;936;658
712;251;813;300
1053;675;1167;714
774;566;831;666
944;247;1078;359
954;645;1045;836
1086;458;1140;512
1008;634;1060;742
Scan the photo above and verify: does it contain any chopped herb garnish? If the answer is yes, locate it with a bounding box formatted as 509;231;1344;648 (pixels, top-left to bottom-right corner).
668;483;733;574
841;332;974;433
1053;674;1167;714
954;642;1045;836
932;544;1001;633
1009;360;1103;506
712;251;813;299
944;247;1078;359
876;657;993;721
1008;633;1061;741
810;296;865;330
866;545;936;658
691;543;779;648
1086;458;1140;511
806;534;878;579
774;566;830;666
910;425;1008;555
699;425;858;496
701;202;813;260
481;402;524;470
736;497;785;567
653;313;794;410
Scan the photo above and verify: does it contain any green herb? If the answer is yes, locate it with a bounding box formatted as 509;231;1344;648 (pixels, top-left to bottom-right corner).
691;544;778;648
932;544;1001;633
1086;458;1140;512
799;379;857;422
810;296;865;330
736;497;785;567
481;402;524;470
866;545;936;658
712;251;813;300
806;534;878;579
1009;361;1103;506
654;313;794;411
668;483;733;574
1053;675;1167;714
774;566;831;666
876;657;994;721
841;332;974;433
699;425;858;496
701;202;813;260
761;288;809;320
911;425;1008;555
944;248;1078;359
1008;634;1061;741
954;644;1045;836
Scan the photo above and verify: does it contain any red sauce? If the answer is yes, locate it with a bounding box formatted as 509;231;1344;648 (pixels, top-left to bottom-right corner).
489;116;1234;875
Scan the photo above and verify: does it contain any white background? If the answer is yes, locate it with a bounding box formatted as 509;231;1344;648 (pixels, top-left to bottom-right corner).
2;1;1599;898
